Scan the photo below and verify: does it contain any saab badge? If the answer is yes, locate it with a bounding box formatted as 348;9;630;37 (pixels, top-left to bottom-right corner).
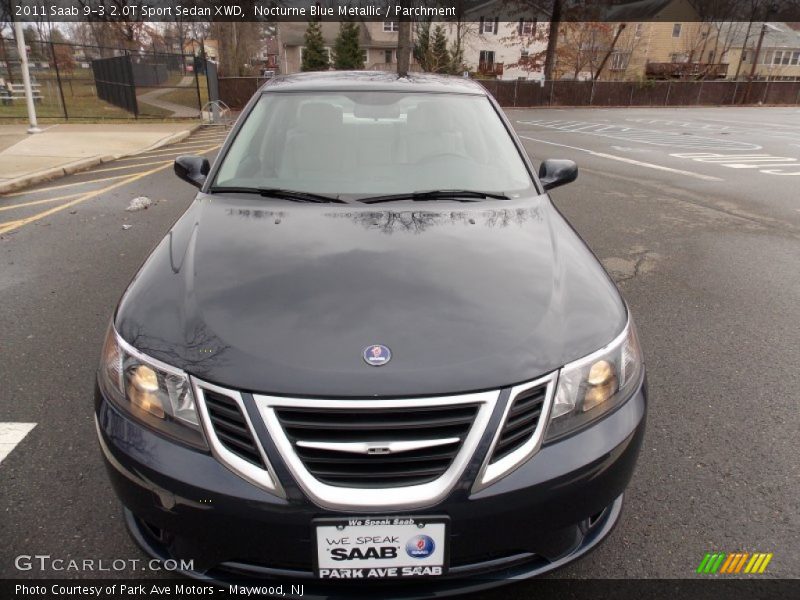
363;344;391;366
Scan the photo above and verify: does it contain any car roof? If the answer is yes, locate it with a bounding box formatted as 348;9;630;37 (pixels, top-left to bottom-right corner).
260;71;489;95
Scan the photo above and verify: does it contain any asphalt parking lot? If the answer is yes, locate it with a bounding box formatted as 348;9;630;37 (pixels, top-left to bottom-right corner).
1;107;798;588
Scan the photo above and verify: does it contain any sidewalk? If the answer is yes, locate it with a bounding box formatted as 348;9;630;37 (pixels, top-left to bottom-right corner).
0;122;201;194
137;76;201;118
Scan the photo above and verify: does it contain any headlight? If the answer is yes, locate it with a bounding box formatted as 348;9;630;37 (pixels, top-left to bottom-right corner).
99;325;207;449
545;317;643;441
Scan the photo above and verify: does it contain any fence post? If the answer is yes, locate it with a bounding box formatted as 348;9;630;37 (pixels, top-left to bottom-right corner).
513;79;518;108
629;82;635;106
589;78;595;106
696;80;703;105
207;60;220;122
548;80;554;106
664;81;671;105
126;51;139;119
732;80;739;106
194;58;202;117
50;41;69;120
762;78;771;105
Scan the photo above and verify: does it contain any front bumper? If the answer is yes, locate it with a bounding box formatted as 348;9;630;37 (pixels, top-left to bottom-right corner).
95;376;646;596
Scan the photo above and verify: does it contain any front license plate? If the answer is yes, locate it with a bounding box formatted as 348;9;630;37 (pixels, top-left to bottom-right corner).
315;516;448;579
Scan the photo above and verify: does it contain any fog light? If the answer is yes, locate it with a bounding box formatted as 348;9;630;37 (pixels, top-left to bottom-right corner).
583;360;617;411
127;365;165;418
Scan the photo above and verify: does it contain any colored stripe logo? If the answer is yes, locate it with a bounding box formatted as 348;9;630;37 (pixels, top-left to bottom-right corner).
697;552;773;574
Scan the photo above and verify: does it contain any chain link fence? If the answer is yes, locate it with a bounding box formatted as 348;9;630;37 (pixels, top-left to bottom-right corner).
479;79;800;107
0;40;204;120
211;75;800;112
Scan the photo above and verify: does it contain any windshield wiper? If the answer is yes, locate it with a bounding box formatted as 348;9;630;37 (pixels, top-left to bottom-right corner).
359;190;510;204
209;187;346;204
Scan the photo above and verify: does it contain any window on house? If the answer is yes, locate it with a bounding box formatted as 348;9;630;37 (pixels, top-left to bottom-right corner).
383;21;399;32
635;23;644;37
480;17;497;35
610;52;630;71
708;50;715;62
792;51;800;66
520;19;535;35
781;51;791;65
520;49;529;62
761;51;772;64
384;49;393;63
672;23;682;38
479;50;496;65
671;53;689;63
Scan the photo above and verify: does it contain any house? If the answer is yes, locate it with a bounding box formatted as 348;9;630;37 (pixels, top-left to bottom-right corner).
183;39;220;62
252;36;280;72
277;2;550;81
569;0;729;81
444;0;550;80
722;22;800;81
276;21;419;74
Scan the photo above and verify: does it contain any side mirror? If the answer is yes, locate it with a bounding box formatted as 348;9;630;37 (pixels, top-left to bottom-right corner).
538;159;578;191
174;155;210;189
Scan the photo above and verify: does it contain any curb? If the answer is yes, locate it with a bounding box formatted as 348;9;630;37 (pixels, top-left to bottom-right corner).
0;123;203;195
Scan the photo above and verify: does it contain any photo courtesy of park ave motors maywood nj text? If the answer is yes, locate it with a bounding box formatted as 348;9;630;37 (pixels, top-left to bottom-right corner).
1;1;800;600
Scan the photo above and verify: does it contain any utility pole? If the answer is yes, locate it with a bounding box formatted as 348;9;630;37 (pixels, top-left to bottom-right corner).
745;22;769;104
13;19;41;134
543;0;563;81
748;23;768;81
733;20;754;80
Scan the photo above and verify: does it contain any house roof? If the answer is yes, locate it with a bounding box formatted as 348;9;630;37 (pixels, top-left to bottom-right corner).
279;22;374;48
605;0;679;21
465;0;549;18
723;21;800;49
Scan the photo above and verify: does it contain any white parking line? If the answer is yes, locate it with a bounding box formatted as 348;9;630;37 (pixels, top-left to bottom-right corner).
517;118;762;151
116;144;221;161
519;135;723;182
0;423;36;465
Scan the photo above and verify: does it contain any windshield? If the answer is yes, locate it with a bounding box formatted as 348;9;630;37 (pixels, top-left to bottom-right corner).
213;91;535;198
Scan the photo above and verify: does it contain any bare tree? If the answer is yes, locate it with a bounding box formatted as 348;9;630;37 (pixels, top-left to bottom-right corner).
447;0;478;74
498;19;549;79
553;22;614;80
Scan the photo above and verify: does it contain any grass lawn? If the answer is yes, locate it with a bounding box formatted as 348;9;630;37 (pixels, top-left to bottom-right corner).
1;73;174;120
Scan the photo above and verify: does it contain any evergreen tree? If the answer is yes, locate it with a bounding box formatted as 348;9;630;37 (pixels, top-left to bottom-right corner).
430;25;451;74
413;22;431;71
301;20;329;72
333;22;364;70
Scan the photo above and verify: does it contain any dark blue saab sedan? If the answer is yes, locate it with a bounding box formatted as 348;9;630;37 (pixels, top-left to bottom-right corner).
95;72;646;596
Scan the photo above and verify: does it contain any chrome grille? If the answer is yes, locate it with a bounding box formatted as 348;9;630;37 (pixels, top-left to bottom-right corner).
274;405;479;488
193;381;284;497
473;372;558;493
205;391;264;467
255;391;499;510
489;384;546;463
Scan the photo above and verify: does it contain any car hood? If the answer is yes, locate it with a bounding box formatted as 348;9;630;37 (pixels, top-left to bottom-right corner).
116;194;626;397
